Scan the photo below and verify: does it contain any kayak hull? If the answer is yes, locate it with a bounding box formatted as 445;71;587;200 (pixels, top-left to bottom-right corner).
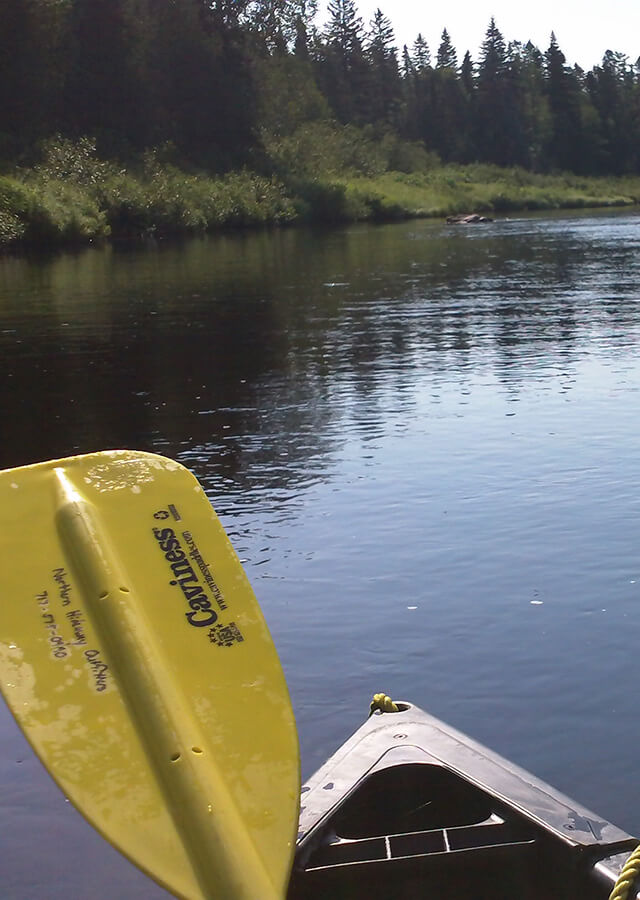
290;703;638;899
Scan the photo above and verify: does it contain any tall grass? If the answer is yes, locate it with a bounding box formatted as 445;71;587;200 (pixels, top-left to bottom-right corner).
335;167;639;219
1;138;296;247
1;134;639;248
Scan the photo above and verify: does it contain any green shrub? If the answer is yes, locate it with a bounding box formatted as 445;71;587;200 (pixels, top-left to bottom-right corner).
213;172;296;226
0;176;31;243
25;181;109;243
292;179;351;222
386;140;440;173
266;122;394;178
95;173;154;235
32;135;118;186
95;164;295;236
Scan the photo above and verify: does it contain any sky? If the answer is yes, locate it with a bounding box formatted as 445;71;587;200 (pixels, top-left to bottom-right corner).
319;0;640;70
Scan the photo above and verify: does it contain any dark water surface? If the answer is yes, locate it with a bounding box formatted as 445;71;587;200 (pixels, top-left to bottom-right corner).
2;211;640;896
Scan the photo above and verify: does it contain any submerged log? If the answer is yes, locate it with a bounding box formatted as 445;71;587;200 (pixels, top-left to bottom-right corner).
446;213;494;224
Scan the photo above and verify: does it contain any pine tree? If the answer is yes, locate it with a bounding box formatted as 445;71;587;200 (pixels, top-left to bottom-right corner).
413;34;431;71
475;18;512;164
516;41;553;169
364;8;401;124
325;0;364;56
436;29;457;70
502;41;541;167
460;51;475;95
430;31;468;160
294;15;311;58
401;36;433;143
317;0;367;122
402;45;414;79
587;51;638;173
544;32;585;171
479;17;506;80
367;8;395;56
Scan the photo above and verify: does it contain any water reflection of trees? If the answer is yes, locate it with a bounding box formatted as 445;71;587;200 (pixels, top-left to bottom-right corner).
2;214;640;495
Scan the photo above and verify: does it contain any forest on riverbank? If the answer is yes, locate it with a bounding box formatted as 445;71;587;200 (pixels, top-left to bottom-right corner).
2;0;640;245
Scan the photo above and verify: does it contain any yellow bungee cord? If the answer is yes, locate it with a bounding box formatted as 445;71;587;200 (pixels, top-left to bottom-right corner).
609;844;640;900
369;692;399;716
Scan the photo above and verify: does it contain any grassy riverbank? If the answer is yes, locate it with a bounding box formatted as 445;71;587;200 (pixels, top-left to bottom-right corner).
2;136;640;248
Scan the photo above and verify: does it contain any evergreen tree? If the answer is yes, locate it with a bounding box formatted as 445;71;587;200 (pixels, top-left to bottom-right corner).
364;9;401;125
458;51;476;158
402;45;414;79
518;41;552;169
479;18;507;79
317;0;368;122
502;40;544;167
475;19;518;165
294;18;309;57
436;29;457;70
460;51;475;95
413;34;431;71
293;7;316;59
587;51;638;173
401;36;433;143
2;0;640;182
429;70;468;160
325;0;364;56
367;8;395;56
544;32;585;171
429;31;468;160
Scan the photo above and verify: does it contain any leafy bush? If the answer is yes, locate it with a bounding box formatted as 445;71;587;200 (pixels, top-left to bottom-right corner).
0;176;31;243
95;166;296;236
0;137;113;244
293;176;408;222
210;172;296;226
95;173;154;235
25;181;109;243
292;179;351;222
266;122;393;178
386;139;440;174
31;135;119;186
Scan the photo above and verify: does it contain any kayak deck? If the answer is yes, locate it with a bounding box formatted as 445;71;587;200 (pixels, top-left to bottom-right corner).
289;703;639;899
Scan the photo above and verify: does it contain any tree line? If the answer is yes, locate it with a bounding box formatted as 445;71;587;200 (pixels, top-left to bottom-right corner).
2;0;640;177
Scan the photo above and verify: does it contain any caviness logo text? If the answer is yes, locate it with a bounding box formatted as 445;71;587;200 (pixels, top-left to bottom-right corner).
153;527;218;628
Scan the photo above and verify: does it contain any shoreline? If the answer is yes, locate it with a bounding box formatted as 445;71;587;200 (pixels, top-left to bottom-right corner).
2;158;640;252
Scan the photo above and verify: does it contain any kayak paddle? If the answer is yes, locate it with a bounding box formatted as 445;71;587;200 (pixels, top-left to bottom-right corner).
0;450;300;900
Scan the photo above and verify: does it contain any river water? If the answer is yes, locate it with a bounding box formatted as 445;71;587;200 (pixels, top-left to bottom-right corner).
2;210;640;896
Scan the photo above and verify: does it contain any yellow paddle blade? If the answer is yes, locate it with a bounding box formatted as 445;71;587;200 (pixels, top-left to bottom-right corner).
0;451;299;900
